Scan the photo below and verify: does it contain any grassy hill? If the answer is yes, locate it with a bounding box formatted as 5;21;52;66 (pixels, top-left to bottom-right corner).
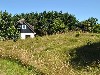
0;32;100;75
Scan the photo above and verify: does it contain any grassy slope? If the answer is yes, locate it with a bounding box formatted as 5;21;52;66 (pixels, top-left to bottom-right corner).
0;32;100;75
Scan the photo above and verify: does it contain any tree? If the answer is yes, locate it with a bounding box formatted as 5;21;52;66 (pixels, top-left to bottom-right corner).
93;24;100;33
79;17;98;32
62;13;78;30
0;11;19;40
49;18;67;34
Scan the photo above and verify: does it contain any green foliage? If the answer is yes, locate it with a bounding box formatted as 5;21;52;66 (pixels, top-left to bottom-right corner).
0;11;19;40
93;24;100;33
79;17;98;32
49;18;67;34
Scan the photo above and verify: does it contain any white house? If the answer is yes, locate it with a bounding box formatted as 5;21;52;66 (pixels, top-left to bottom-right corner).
15;19;36;39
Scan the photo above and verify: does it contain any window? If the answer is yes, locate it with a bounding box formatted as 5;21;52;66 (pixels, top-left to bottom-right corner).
22;25;26;29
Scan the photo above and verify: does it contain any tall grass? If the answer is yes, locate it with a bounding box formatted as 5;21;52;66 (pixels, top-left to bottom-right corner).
0;32;100;75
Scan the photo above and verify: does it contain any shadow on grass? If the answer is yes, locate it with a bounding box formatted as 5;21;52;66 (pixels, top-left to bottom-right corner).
69;42;100;69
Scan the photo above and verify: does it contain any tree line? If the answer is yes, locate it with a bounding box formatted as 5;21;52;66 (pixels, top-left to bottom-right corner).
0;10;100;40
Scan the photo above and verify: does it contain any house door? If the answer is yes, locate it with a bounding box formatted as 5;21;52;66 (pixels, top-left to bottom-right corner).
25;35;30;38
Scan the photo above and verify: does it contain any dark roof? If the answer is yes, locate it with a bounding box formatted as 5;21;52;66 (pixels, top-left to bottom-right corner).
16;19;34;33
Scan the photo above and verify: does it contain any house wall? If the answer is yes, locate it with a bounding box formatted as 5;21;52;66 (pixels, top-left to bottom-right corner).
21;33;36;39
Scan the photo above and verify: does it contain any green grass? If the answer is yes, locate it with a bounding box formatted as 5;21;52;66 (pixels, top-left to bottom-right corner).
0;32;100;75
0;58;35;75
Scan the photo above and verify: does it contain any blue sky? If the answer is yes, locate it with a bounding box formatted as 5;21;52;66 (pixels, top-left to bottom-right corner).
0;0;100;22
